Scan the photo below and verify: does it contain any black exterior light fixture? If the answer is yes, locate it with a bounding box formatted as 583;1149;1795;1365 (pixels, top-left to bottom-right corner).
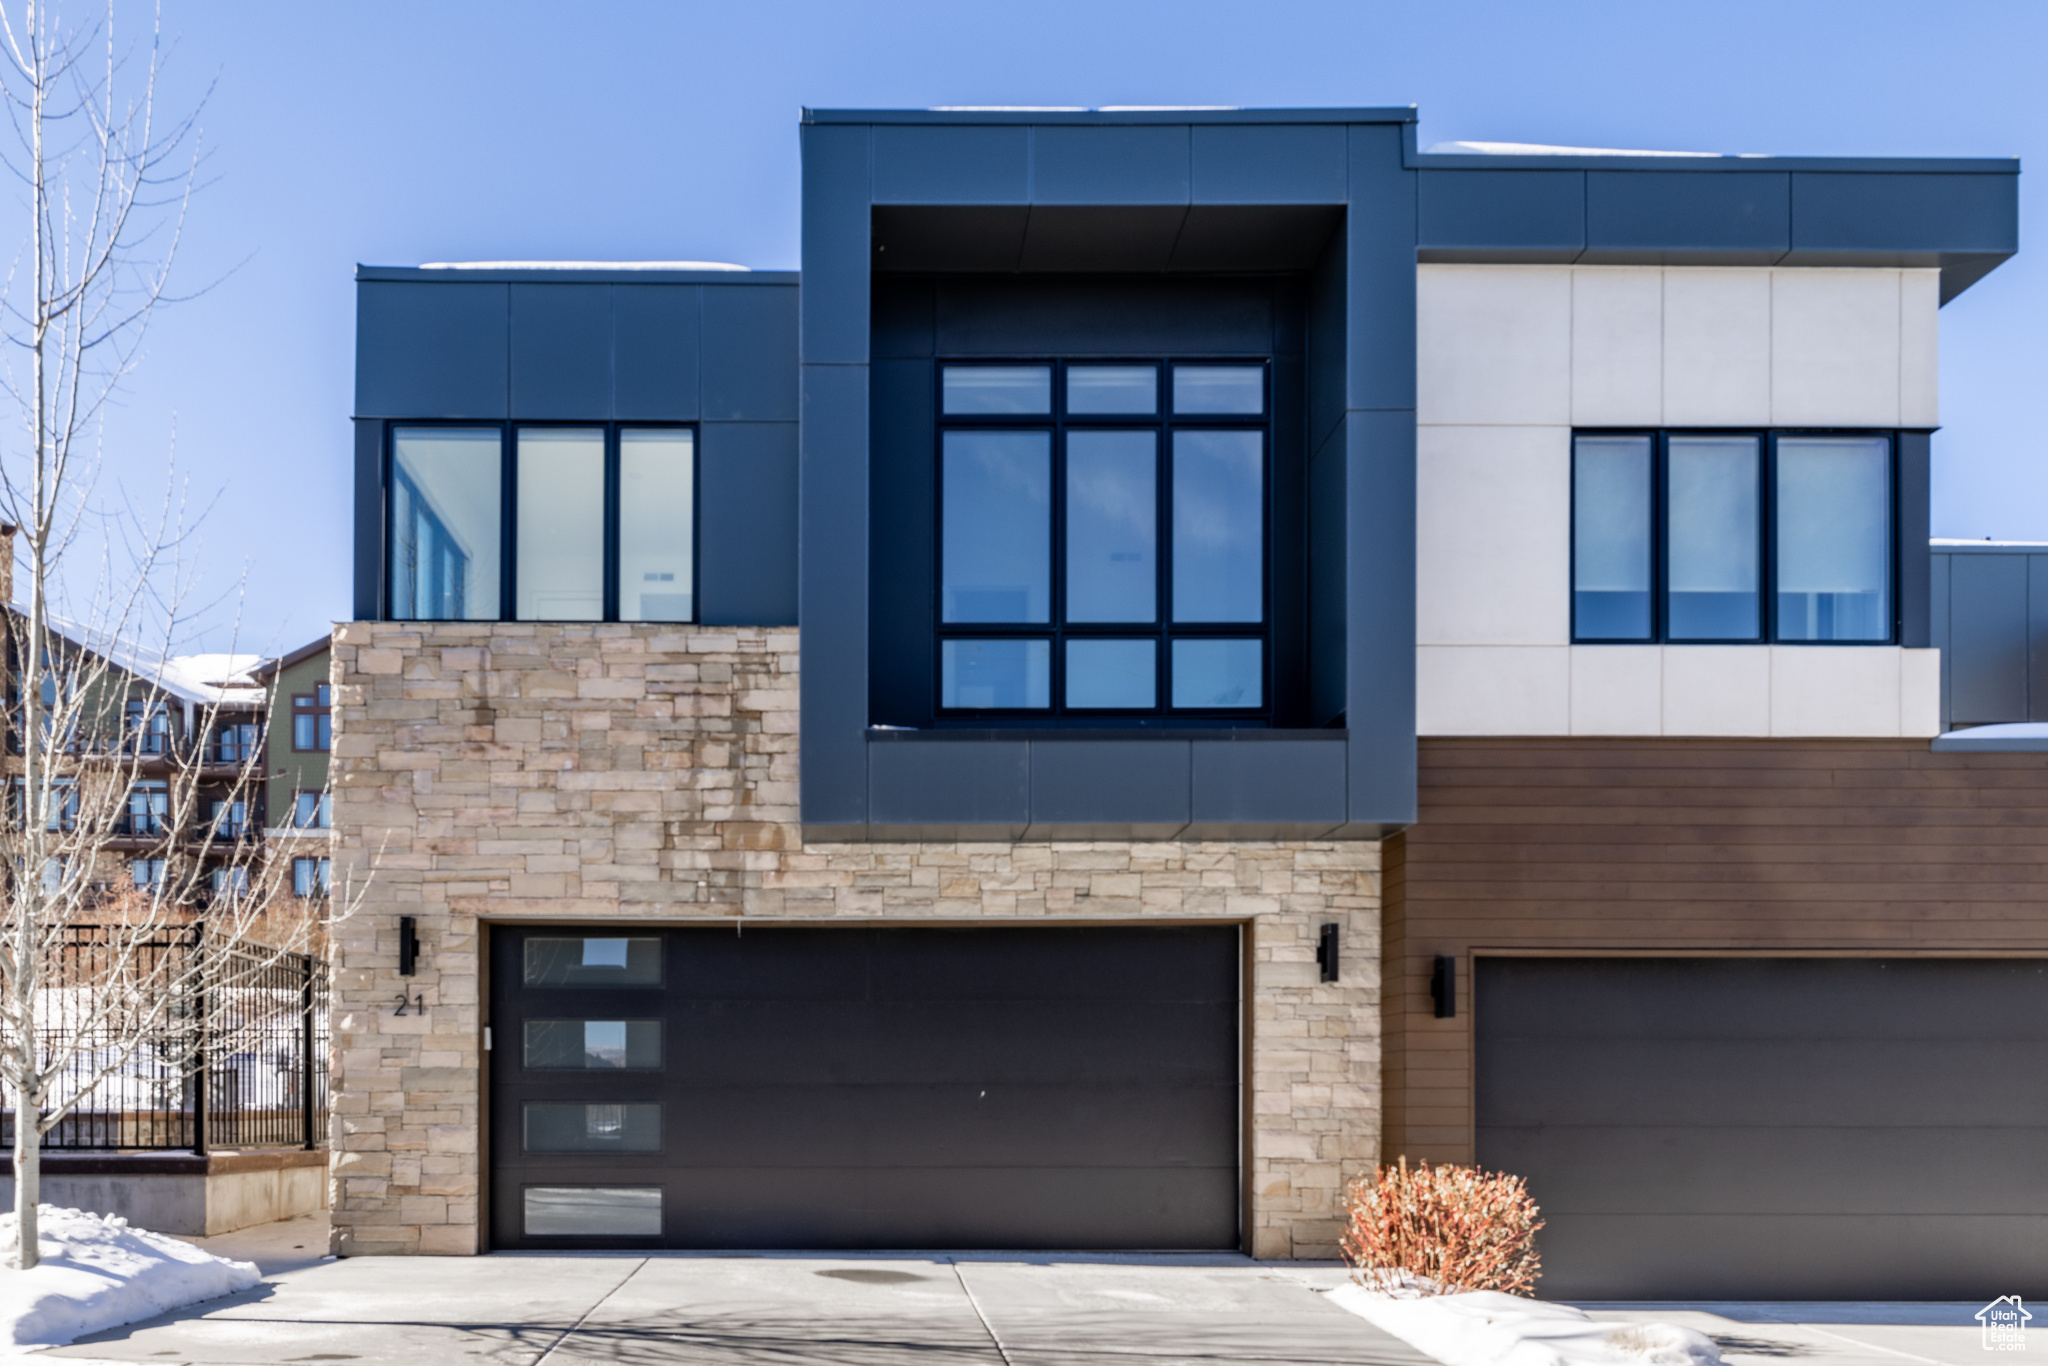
1316;924;1340;983
399;916;419;976
1430;955;1456;1018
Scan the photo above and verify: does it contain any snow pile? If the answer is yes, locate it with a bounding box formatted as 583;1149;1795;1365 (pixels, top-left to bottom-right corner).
1327;1283;1722;1366
0;1206;259;1346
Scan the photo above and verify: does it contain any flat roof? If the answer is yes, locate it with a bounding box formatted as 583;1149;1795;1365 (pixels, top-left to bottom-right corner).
356;265;798;285
803;106;1417;125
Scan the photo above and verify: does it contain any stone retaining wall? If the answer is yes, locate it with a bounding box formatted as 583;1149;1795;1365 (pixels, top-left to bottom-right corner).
328;621;1381;1258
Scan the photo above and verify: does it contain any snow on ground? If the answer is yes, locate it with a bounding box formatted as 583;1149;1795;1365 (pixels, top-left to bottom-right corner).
0;1207;259;1348
1327;1281;1723;1366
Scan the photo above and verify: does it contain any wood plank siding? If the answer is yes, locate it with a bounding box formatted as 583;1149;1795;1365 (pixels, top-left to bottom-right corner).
1384;737;2048;1165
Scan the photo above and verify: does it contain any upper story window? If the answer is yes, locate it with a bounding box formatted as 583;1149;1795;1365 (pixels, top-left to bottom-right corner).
125;699;171;754
1573;432;1895;645
388;424;695;624
214;722;260;764
293;686;331;752
936;360;1268;715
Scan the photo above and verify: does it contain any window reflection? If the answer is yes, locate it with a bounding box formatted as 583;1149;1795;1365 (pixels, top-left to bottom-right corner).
1776;438;1890;641
516;429;605;621
1573;436;1653;640
1172;639;1263;709
1667;436;1760;640
943;365;1051;415
1172;365;1264;415
943;431;1051;623
390;428;501;621
620;430;695;622
1066;639;1155;709
941;639;1050;709
1172;430;1264;623
1065;431;1156;623
1067;365;1157;415
524;1186;662;1237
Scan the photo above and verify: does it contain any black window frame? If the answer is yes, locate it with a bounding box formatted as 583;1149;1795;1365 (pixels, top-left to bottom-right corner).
384;421;700;625
1571;428;1900;647
933;358;1274;719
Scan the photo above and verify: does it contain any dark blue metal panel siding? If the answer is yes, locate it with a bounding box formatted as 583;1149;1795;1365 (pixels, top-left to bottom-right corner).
1029;741;1192;830
510;284;613;420
1947;554;2029;726
869;741;1030;830
1897;434;1932;649
353;418;383;620
613;285;702;420
1418;170;1584;260
1343;126;1419;825
699;422;798;627
1791;173;2019;255
874;125;1030;204
2029;559;2048;725
1189;740;1346;825
1032;125;1191;205
802;124;873;366
356;280;508;418
1584;171;1789;263
1932;552;1952;731
1191;125;1347;205
702;286;800;421
798;121;874;836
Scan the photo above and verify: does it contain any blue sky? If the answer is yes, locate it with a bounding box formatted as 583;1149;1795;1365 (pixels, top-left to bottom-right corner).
56;0;2045;652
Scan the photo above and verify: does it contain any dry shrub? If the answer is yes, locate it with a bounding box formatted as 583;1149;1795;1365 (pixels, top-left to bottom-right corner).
1339;1158;1544;1295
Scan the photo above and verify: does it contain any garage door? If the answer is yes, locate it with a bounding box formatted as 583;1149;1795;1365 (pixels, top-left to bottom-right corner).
489;924;1240;1250
1477;958;2048;1299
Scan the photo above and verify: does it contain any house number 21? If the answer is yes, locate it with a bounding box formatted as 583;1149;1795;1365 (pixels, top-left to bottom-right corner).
393;992;427;1016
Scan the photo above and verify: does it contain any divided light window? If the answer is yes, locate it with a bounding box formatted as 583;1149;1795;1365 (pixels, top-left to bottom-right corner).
387;425;696;624
1573;432;1895;644
937;361;1268;716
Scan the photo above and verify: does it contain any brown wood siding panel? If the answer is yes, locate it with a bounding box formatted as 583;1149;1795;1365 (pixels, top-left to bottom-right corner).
1384;737;2048;1164
1379;832;1407;1164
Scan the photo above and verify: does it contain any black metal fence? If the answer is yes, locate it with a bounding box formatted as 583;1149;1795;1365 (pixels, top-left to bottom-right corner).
0;925;328;1152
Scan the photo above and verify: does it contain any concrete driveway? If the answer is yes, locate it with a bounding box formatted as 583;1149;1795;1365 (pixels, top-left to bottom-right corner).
46;1220;1434;1366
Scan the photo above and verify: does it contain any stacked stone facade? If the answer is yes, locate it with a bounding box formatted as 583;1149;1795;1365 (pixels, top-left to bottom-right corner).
328;621;1382;1259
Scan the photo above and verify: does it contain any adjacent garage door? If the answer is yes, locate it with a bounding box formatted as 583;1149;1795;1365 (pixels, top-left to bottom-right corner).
489;924;1240;1250
1477;958;2048;1299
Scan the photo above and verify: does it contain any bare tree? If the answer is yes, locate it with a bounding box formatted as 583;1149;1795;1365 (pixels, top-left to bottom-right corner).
0;0;343;1270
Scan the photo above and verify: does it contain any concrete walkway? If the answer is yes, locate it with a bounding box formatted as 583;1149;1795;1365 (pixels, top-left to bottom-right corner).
1580;1303;1999;1366
50;1221;1436;1366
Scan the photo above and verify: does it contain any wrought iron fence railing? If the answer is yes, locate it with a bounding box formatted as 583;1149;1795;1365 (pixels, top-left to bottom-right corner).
0;925;328;1152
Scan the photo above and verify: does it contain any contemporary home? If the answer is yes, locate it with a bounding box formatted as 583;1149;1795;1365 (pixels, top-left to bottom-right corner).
330;106;2031;1298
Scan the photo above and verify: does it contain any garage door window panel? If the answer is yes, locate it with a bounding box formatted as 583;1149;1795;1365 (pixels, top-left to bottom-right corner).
524;1020;662;1070
523;937;663;987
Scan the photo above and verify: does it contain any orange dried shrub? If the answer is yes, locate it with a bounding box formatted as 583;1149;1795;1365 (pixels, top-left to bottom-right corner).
1339;1158;1544;1296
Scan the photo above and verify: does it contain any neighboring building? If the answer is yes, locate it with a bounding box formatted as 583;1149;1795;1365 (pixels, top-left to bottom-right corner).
253;636;332;898
329;107;2030;1296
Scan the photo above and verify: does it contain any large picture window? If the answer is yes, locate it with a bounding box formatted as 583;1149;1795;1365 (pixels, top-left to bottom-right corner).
1572;432;1895;644
388;425;695;624
937;360;1269;715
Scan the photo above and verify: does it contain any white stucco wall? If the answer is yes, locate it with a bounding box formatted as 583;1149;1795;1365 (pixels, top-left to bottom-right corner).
1415;263;1941;738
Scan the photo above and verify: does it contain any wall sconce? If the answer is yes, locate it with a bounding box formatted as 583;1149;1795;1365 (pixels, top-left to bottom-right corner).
1430;955;1456;1018
1316;924;1340;983
399;916;419;976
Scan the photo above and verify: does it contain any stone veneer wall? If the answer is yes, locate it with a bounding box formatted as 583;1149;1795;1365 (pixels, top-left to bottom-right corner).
328;621;1381;1258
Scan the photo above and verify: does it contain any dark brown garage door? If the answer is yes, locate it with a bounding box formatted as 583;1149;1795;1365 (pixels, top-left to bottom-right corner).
489;924;1240;1250
1477;957;2048;1299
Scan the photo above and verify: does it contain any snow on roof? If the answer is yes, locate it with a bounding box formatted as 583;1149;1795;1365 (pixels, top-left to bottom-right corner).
158;653;268;706
7;601;267;707
1424;140;1732;158
1932;537;2048;547
417;260;750;271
